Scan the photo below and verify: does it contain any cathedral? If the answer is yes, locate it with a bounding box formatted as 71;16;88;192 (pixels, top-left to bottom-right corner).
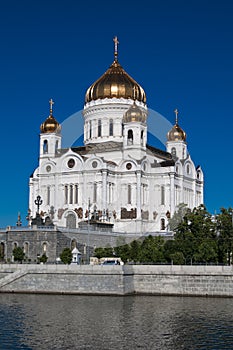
29;37;204;235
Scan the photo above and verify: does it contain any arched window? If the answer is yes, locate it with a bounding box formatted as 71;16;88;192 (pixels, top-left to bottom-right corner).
127;130;133;145
98;119;102;137
171;147;176;157
187;164;190;174
71;239;77;250
43;140;48;154
161;186;165;205
89;120;92;139
161;218;165;230
128;184;132;204
69;185;73;204
24;242;29;256
64;185;68;204
93;183;97;203
47;186;50;205
75;184;78;204
43;242;47;253
0;242;5;261
109;119;113;136
141;130;144;145
66;213;76;229
55;140;59;154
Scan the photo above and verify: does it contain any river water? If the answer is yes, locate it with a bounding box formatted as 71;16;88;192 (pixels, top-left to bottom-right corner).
0;294;233;350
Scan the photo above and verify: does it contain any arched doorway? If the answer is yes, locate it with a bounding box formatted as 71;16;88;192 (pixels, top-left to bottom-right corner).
66;213;76;229
0;242;5;261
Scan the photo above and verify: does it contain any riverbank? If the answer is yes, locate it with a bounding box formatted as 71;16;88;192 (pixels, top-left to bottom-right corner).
1;264;233;297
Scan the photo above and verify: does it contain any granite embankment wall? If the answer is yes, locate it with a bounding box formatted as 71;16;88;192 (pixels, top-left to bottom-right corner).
1;264;233;297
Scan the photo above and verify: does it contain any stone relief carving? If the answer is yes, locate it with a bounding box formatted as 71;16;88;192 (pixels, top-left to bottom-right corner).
121;208;137;219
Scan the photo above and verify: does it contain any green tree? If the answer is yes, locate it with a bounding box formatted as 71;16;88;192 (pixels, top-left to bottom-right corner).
193;240;218;263
94;245;114;259
114;243;130;263
164;239;179;263
129;239;141;263
60;247;72;264
216;208;233;264
169;203;188;231
170;251;185;265
13;247;25;263
174;205;217;264
39;253;48;264
139;236;165;263
94;247;106;259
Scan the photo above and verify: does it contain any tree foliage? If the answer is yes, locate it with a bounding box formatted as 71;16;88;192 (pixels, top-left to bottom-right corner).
174;204;217;263
60;247;72;264
216;208;233;264
93;206;233;265
39;253;48;264
13;247;25;263
169;203;188;231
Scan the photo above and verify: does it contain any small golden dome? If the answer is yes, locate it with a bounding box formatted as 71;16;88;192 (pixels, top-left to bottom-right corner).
167;124;186;141
85;37;146;104
123;102;147;123
40;99;61;134
167;109;186;141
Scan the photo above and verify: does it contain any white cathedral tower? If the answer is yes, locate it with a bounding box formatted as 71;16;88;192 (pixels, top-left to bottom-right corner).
29;37;204;234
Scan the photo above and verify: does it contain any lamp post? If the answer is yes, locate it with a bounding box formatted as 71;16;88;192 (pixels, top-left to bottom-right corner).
35;195;43;214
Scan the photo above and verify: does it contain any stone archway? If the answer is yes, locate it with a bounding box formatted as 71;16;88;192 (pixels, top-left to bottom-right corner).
66;213;76;229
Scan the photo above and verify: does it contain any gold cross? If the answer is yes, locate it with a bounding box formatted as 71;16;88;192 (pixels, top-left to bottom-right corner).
174;108;179;124
113;36;119;61
49;98;54;115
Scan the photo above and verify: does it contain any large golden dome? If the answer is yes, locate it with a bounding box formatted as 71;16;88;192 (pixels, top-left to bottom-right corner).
123;102;147;123
167;109;186;142
85;37;146;104
40;99;61;134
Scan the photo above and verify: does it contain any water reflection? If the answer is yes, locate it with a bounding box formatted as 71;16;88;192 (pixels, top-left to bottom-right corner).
0;294;233;349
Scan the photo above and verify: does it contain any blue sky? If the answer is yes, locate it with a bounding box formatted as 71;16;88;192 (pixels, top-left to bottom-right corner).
0;0;232;226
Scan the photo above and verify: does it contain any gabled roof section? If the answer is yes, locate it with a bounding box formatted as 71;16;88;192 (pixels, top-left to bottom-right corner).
146;144;173;161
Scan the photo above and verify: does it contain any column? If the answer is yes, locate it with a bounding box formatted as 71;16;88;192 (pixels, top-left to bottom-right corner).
170;173;175;216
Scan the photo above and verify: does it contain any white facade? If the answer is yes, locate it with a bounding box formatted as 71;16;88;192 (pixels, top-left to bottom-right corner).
29;51;204;235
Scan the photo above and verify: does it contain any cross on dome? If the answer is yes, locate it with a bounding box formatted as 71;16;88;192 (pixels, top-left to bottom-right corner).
49;98;54;115
40;98;61;134
84;37;146;104
113;36;119;61
174;108;179;124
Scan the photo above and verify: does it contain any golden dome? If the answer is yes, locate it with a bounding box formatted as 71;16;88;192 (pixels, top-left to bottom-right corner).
167;109;186;142
123;102;147;123
40;99;61;134
85;37;146;104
